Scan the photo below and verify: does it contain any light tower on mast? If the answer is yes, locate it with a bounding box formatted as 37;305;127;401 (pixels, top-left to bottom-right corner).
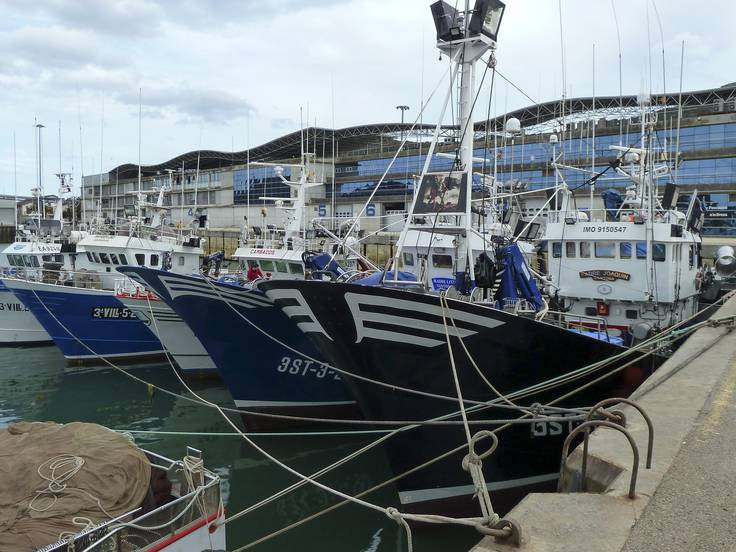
430;0;505;285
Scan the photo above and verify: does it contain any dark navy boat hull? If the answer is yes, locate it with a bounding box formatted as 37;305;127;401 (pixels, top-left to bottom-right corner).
258;280;659;515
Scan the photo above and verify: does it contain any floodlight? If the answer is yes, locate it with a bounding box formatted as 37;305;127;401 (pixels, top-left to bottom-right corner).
468;0;506;41
430;1;460;42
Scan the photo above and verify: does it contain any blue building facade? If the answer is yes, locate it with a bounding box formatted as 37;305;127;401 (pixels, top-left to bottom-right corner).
330;117;736;235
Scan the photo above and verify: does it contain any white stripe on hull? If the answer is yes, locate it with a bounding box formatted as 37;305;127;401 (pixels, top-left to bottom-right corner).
234;399;356;408
64;348;165;360
398;472;559;505
344;292;504;347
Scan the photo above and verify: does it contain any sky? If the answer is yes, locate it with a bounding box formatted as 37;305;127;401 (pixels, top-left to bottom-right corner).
1;0;734;197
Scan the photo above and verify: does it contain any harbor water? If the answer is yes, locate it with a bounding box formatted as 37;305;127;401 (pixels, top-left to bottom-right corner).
0;345;479;551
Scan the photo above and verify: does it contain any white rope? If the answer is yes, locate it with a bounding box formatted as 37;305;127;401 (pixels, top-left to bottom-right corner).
20;277;726;547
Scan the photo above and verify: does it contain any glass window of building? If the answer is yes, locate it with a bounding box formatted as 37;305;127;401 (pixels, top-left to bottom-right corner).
595;242;615;258
565;242;576;258
135;254;145;266
552;242;562;258
580;242;591;258
620;242;632;259
432;254;453;268
636;242;647;259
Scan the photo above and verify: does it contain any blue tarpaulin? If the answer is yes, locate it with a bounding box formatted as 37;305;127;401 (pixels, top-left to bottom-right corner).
496;243;545;312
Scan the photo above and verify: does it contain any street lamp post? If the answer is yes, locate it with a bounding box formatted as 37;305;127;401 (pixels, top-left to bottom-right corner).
396;105;410;143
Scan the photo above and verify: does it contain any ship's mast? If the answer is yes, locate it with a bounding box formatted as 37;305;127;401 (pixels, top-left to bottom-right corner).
434;0;503;283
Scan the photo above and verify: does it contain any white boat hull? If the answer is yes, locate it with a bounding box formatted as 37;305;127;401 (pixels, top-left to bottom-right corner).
118;295;218;374
0;287;51;344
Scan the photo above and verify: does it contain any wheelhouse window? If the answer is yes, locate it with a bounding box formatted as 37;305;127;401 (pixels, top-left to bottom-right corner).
594;242;615;258
653;243;666;262
99;253;110;264
432;254;453;268
110;254;120;265
150;254;159;267
119;253;128;265
565;242;576;258
288;262;304;275
275;261;288;273
92;252;101;264
54;255;64;263
580;242;590;258
636;242;647;259
86;251;94;263
42;255;52;262
620;242;632;259
178;256;185;266
135;254;145;266
260;260;275;272
403;252;415;266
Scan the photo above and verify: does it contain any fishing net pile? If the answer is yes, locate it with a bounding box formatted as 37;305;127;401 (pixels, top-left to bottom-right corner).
0;421;151;551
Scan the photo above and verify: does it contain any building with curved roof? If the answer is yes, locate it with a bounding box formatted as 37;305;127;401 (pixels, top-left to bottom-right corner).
84;83;736;241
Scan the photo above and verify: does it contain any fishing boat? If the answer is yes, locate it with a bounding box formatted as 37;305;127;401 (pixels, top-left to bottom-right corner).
0;169;81;345
117;163;366;428
3;184;212;370
255;0;700;516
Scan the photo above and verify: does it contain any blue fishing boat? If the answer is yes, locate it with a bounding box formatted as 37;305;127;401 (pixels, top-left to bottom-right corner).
5;279;165;362
118;266;357;428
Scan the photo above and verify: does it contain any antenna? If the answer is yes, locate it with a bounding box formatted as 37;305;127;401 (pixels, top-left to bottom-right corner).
13;132;17;231
137;88;142;224
98;97;104;225
34;119;45;227
246;114;250;237
194;124;202;230
591;43;596;220
611;0;623;145
78;96;86;226
675;41;685;184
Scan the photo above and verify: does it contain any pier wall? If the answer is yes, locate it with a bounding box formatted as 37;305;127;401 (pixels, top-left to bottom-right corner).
472;294;736;552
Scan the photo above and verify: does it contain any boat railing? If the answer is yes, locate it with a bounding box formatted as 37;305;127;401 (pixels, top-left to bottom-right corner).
546;207;682;225
0;265;136;291
40;449;223;552
543;310;611;340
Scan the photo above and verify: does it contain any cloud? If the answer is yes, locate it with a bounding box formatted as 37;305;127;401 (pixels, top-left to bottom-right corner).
270;117;297;130
0;26;123;71
7;0;164;37
117;86;256;124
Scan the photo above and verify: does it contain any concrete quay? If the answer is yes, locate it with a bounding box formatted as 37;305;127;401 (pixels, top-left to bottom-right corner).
472;295;736;552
